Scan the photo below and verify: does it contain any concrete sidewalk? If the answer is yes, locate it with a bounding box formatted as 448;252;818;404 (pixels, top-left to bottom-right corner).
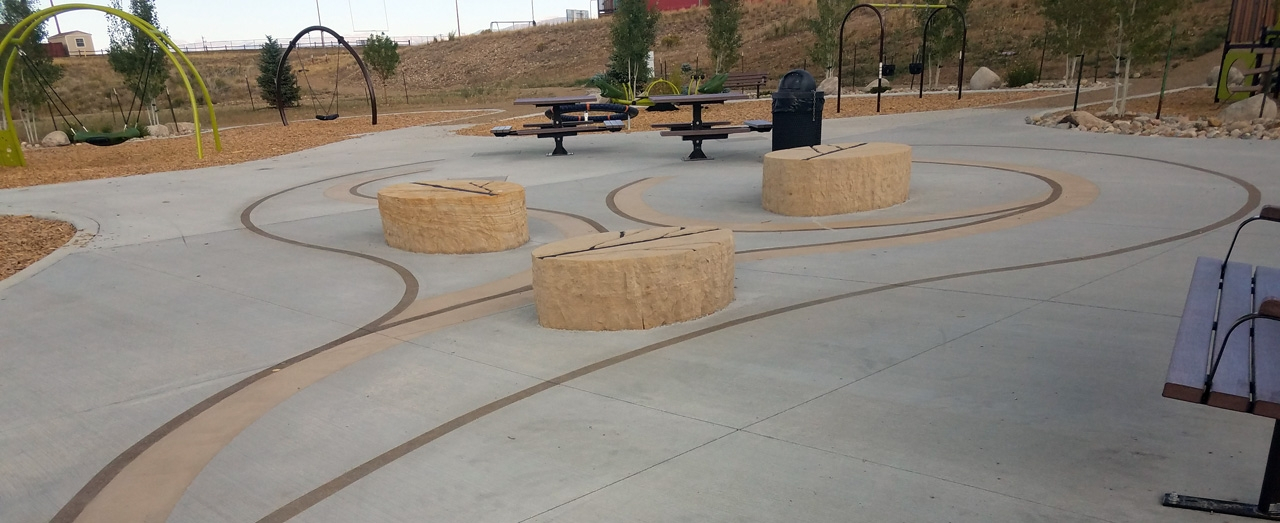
2;104;1279;523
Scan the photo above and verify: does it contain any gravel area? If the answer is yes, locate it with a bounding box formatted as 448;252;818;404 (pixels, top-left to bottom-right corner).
1028;88;1280;139
0;215;75;281
455;90;1067;137
0;110;493;190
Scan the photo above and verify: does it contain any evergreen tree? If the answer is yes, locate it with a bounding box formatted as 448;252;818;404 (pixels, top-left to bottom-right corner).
257;36;299;108
362;33;400;89
707;0;743;73
606;0;660;86
107;0;168;121
808;0;854;78
1;0;63;115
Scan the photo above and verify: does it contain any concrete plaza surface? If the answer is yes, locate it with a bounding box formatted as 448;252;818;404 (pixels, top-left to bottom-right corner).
2;105;1279;523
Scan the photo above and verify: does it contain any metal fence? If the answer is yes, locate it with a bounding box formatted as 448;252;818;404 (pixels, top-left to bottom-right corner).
61;35;442;56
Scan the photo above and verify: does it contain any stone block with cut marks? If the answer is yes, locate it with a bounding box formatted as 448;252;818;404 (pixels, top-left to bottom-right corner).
762;142;912;217
532;226;735;331
377;180;528;254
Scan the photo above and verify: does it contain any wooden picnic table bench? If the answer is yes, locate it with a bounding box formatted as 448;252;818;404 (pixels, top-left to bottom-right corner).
1163;205;1280;520
723;72;769;98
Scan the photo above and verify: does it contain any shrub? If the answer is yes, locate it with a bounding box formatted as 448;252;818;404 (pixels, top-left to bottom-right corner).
1007;63;1038;88
661;34;681;48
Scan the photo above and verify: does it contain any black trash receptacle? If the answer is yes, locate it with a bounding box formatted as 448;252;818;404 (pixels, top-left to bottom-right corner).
772;69;825;151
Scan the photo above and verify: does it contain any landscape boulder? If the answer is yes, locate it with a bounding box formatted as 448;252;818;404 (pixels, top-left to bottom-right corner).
145;124;171;138
40;130;69;147
1220;94;1277;122
1061;111;1108;129
969;67;1001;90
1208;66;1246;86
863;78;891;93
817;75;839;95
176;122;195;135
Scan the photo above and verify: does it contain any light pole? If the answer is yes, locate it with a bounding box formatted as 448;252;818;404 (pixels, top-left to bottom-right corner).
315;0;325;45
455;0;462;37
530;0;536;24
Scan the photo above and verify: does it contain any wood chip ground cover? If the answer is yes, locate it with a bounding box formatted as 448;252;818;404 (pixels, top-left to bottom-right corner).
0;215;74;281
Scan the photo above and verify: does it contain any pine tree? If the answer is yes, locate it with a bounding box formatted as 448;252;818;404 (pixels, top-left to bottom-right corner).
257;36;299;108
707;0;743;73
606;0;660;86
1;0;64;115
106;0;168;122
362;33;400;89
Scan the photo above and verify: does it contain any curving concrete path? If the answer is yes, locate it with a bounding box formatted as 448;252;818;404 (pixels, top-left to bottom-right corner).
2;105;1279;523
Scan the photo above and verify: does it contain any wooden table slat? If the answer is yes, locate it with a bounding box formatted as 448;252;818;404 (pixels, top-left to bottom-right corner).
1254;265;1280;418
514;96;597;106
1207;260;1256;411
648;93;749;104
1165;257;1226;402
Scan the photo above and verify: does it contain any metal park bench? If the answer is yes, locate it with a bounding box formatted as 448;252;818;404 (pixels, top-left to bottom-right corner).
1163;205;1280;520
723;71;769;98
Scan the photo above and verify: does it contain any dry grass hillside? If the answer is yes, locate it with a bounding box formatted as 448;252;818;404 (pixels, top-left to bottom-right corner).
32;0;1231;121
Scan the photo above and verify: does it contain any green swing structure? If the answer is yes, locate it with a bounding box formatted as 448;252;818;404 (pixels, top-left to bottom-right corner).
0;3;221;167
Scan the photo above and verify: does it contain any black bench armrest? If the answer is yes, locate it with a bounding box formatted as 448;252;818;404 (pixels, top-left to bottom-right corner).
604;120;625;132
1221;205;1280;278
491;126;514;137
745;120;772;132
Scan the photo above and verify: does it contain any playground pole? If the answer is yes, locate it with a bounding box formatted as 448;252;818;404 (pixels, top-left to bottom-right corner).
1156;23;1175;120
1073;54;1084;111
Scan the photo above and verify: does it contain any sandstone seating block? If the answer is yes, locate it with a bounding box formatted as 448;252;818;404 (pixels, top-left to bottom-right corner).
532;226;735;331
377;180;529;254
762;142;912;217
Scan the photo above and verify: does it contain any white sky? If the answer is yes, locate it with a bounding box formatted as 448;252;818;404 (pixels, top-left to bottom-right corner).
44;0;599;44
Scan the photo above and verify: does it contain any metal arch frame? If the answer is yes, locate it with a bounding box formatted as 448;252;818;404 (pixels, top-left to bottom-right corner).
919;5;967;100
0;3;220;167
836;4;886;113
276;25;378;127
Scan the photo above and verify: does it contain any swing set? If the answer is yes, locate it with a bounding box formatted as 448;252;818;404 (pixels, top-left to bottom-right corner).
836;2;967;113
275;26;378;126
0;3;220;167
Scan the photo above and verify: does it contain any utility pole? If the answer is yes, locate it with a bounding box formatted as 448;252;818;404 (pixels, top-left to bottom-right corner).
49;0;62;35
455;0;462;37
531;0;536;25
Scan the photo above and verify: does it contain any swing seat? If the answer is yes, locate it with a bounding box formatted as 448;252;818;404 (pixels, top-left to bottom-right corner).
72;127;142;147
316;114;340;121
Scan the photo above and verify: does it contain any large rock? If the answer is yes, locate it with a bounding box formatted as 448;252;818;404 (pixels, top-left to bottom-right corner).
1220;94;1277;122
377;180;529;254
817;75;840;95
863;78;892;93
969;66;1002;90
532;226;734;331
176;122;195;135
763;142;912;216
1208;66;1246;86
1061;111;1109;129
145;124;171;138
40;130;69;147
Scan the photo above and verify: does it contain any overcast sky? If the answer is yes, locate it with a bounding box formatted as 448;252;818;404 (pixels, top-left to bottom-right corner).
45;0;598;45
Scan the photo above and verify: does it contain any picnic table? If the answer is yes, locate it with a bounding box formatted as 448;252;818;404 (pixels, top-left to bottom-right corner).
491;96;623;156
648;93;772;161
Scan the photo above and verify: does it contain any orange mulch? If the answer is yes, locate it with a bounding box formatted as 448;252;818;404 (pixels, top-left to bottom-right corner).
0;215;75;281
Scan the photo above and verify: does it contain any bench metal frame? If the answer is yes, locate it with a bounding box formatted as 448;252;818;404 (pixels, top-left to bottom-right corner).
1165;205;1280;520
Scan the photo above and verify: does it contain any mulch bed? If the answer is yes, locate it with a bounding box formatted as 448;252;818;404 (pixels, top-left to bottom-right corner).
0;215;75;281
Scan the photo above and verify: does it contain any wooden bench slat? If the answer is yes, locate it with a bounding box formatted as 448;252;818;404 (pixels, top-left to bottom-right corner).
1165;257;1226;403
1208;260;1256;411
651;121;731;129
660;127;752;137
1254;266;1280;418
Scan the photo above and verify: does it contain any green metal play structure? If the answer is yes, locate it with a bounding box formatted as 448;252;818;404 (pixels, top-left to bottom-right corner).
0;3;221;167
1215;0;1280;103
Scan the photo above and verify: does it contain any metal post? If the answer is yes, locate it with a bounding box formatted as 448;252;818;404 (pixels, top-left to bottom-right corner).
1157;23;1176;120
315;0;325;46
1073;54;1084;111
455;0;463;38
403;74;409;104
245;77;256;111
1038;27;1047;82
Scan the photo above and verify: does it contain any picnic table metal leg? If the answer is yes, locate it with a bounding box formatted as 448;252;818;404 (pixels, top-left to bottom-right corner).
550;136;570;156
686;138;710;161
1163;419;1280;520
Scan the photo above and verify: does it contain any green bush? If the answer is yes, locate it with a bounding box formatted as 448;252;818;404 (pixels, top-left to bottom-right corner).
1007;63;1038;88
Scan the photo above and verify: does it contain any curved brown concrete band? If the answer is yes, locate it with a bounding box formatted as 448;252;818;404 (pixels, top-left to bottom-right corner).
607;162;1052;233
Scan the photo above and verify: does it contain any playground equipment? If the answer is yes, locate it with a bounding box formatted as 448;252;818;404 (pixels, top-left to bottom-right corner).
1215;0;1280;103
837;2;967;113
545;103;639;122
276;26;378;126
595;76;725;106
0;3;220;167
